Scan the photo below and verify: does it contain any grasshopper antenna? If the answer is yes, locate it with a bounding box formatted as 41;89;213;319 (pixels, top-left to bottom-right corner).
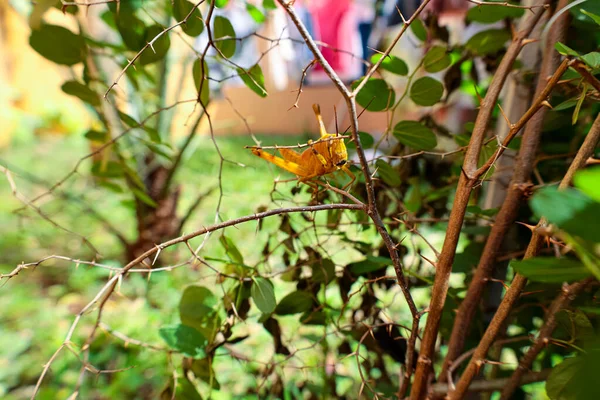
313;104;327;136
333;105;339;137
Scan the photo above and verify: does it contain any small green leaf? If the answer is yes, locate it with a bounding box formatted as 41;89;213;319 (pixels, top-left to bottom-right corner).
574;167;600;202
275;291;313;315
531;186;600;243
466;3;524;23
192;59;210;105
352;78;395;111
511;257;591;282
311;259;335;284
410;19;427;41
219;235;244;265
466;29;511;55
346;131;374;150
173;0;204;37
263;0;277;10
159;324;208;358
370;53;408;76
237;64;267;97
572;84;588;125
179;285;220;340
30;24;86;65
375;160;401;187
84;130;108;142
348;256;391;275
115;13;146;50
393;120;437;150
91;161;124;178
139;25;171;65
410;77;444;106
581;52;600;68
61;81;100;106
553;98;578;111
423;46;451;73
251;277;276;314
246;3;266;24
215;0;229;7
554;42;579;57
581;9;600;25
213;16;236;58
131;188;158;208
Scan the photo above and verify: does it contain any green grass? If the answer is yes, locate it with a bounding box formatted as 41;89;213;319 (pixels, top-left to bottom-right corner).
0;131;343;399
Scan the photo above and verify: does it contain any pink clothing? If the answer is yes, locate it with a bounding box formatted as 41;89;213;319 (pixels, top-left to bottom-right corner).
306;0;362;80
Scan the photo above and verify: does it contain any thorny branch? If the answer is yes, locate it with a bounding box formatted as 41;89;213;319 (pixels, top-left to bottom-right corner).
275;1;430;395
449;97;600;400
410;6;549;398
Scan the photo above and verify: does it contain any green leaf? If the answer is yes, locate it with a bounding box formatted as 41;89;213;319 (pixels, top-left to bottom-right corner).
546;357;584;400
352;78;395;111
139;25;171;65
554;42;579;57
393;121;437;150
29;24;86;66
553;98;578;111
251;278;276;314
246;3;266;24
84;130;108;142
531;186;600;243
375;160;401;187
423;46;451;73
511;257;591;283
131;188;158;208
219;235;244;265
215;0;229;7
311;259;335;284
237;64;267;97
191;358;220;389
581;52;600;68
263;0;277;10
465;29;511;55
466;3;524;23
348;256;391;275
61;81;100;106
410;19;427;41
173;0;204;37
213;16;236;58
159;324;208;358
91;161;124;178
370;53;408;76
179;285;220;340
574;167;600;202
192;59;210;105
346;131;374;150
115;13;146;50
581;9;600;25
410;77;444;106
572;84;588;125
275;291;313;315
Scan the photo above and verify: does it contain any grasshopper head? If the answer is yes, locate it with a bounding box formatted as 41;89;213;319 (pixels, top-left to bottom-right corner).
328;136;348;168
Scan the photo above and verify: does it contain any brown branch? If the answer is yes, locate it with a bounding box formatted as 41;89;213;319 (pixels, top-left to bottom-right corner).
498;112;600;399
571;59;600;93
449;74;600;400
409;7;548;398
432;369;551;396
499;278;594;399
440;0;571;382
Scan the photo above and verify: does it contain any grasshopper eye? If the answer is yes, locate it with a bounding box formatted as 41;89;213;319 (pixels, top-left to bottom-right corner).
336;160;347;166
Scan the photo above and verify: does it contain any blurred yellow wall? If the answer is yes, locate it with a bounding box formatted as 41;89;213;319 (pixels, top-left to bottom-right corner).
0;1;90;147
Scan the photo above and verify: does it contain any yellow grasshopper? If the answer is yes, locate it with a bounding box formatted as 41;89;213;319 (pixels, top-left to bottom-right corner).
249;104;355;190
